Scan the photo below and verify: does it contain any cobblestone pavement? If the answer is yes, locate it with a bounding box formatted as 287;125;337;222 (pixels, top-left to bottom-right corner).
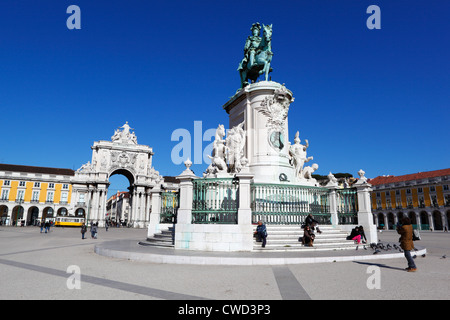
0;226;448;300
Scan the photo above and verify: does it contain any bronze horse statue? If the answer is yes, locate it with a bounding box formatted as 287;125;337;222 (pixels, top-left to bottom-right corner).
238;23;273;88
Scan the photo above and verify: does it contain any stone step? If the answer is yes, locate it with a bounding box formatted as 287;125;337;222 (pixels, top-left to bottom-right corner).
139;227;175;248
252;224;360;252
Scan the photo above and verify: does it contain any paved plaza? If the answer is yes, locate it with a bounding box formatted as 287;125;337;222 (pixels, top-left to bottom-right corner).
0;226;449;301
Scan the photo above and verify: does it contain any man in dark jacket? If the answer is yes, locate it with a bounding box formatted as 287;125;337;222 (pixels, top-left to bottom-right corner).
254;221;267;248
81;223;87;239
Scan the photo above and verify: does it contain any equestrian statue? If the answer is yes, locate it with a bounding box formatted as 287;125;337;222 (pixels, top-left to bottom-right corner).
238;22;273;88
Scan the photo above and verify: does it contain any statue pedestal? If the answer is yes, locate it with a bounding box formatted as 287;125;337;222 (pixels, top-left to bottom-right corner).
223;81;296;184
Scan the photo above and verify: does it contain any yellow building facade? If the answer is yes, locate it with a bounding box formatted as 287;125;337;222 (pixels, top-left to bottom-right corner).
0;164;76;226
369;168;450;231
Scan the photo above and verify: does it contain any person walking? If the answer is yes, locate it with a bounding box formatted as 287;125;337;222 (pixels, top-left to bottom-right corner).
254;221;268;248
81;223;87;240
91;222;98;239
397;217;417;272
44;221;50;234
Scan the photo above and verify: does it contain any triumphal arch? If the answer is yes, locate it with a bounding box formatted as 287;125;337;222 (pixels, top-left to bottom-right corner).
71;122;164;227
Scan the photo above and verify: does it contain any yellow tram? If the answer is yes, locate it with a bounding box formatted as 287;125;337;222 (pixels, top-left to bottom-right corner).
54;216;85;227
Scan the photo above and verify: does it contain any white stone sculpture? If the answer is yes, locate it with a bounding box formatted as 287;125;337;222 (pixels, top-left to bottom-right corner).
111;121;138;144
289;131;313;181
301;163;319;182
205;122;249;177
206;124;228;175
257;84;294;131
77;161;93;173
326;172;339;187
226;122;247;173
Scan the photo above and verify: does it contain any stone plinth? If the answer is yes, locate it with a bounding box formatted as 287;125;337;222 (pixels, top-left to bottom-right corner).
223;81;296;184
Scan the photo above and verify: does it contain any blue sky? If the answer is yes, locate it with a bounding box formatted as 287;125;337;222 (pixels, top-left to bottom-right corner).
1;1;449;195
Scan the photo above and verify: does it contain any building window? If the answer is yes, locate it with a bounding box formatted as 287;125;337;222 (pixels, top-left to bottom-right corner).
78;194;85;203
47;191;54;202
19;181;26;187
407;197;413;207
406;188;411;194
34;182;41;188
48;183;55;189
418;187;423;193
445;194;450;206
376;192;380;197
419;196;425;208
3;180;10;186
32;191;39;201
61;192;68;203
62;184;69;190
17;190;25;200
1;189;9;200
430;186;436;192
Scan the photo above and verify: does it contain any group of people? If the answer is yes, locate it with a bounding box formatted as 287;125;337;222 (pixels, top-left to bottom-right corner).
253;214;322;248
299;214;322;247
40;220;52;233
81;222;99;239
254;214;418;272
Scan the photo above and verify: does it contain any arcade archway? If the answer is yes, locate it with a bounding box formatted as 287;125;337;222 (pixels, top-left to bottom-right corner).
27;206;39;226
0;205;8;225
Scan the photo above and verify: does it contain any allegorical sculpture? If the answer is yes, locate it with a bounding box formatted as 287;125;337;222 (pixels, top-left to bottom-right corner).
226;122;247;173
204;122;248;177
289;131;313;180
206;124;228;174
111;121;138;144
238;22;273;88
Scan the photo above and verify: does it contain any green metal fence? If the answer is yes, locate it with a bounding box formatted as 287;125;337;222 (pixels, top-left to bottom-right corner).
251;183;331;225
336;188;358;224
192;178;239;224
160;191;179;223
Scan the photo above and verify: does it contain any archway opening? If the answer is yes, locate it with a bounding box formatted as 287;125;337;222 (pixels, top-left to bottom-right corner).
107;169;135;227
387;212;395;229
57;207;68;217
43;207;55;223
0;205;9;225
75;208;86;218
27;206;39;226
408;211;417;228
377;213;385;229
12;206;24;226
420;211;429;230
432;211;443;231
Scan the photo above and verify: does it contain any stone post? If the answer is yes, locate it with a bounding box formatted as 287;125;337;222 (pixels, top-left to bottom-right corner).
354;170;378;244
235;171;255;251
147;187;162;238
325;173;339;227
236;172;254;225
174;159;197;249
